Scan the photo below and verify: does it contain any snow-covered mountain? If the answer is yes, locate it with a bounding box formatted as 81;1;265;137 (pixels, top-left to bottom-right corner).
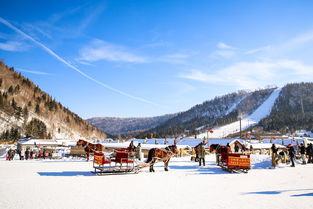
0;61;106;140
142;88;277;138
88;114;176;138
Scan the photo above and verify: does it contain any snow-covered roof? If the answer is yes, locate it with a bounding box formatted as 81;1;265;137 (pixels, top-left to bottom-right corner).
18;139;61;145
101;141;191;150
247;143;285;149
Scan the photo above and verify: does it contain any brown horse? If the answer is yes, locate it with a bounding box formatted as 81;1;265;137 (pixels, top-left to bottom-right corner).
146;144;179;172
76;139;105;162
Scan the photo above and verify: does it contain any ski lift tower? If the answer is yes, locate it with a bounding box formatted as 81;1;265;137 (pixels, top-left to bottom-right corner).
238;111;243;138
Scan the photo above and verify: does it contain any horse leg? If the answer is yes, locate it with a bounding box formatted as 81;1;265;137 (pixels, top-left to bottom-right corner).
164;159;170;171
86;152;89;162
150;158;157;172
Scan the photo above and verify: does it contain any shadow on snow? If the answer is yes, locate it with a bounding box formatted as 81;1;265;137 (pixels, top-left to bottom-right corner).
243;188;313;197
38;171;94;176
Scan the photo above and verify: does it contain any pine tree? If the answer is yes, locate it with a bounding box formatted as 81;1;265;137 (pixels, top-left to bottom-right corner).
35;103;40;113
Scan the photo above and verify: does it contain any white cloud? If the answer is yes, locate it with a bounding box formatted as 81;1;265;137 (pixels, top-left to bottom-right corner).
158;53;190;64
217;42;233;49
180;60;313;89
0;41;24;51
209;50;236;59
78;39;147;63
246;45;272;54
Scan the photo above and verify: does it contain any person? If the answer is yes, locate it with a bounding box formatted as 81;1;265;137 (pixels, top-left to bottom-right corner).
299;143;306;165
234;144;239;152
287;144;296;167
197;142;206;166
277;150;286;164
30;149;34;159
306;143;313;163
271;144;278;168
128;141;136;152
136;143;142;161
226;143;231;153
43;149;46;159
249;145;253;153
25;148;30;160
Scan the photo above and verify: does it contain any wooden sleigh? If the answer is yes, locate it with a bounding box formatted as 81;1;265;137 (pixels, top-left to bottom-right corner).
218;152;251;173
216;146;251;173
92;151;147;175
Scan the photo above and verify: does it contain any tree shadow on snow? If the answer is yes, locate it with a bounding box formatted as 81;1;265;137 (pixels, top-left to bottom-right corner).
38;171;94;176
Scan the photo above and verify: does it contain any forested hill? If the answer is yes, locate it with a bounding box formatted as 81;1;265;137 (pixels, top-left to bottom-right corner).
140;88;276;138
259;82;313;134
88;114;176;138
0;61;106;141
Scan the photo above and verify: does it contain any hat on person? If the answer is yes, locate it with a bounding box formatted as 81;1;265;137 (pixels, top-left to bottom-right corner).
287;144;292;147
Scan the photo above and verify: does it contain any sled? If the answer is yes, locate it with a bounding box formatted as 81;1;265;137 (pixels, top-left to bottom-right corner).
217;152;251;173
92;151;147;175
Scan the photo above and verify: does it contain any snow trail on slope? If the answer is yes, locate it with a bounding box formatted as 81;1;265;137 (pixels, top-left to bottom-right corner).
198;88;281;138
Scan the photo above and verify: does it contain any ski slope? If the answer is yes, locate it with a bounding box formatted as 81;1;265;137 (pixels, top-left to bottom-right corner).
198;88;282;138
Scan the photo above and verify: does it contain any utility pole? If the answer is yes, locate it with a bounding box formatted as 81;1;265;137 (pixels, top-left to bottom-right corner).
238;111;242;138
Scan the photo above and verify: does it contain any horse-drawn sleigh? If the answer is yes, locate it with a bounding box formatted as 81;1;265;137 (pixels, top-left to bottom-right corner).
76;139;179;175
215;145;251;173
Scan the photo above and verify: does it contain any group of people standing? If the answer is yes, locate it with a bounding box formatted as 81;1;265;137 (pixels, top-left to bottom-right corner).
6;147;48;161
271;143;313;168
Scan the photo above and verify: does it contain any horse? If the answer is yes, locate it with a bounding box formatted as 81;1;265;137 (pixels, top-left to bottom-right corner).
209;144;220;153
146;144;179;172
76;139;105;162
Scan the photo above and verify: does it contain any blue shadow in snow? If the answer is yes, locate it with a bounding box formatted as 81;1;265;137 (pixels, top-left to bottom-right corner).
291;193;313;197
243;189;313;196
168;164;230;175
38;171;94;176
245;191;282;195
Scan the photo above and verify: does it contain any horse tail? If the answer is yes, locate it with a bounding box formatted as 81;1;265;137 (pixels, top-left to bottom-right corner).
146;149;155;163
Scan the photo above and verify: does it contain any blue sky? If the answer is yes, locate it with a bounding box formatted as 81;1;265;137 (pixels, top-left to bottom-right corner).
1;0;313;118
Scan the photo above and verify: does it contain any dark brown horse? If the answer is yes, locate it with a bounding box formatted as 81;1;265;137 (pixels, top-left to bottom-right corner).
76;139;105;162
146;144;179;172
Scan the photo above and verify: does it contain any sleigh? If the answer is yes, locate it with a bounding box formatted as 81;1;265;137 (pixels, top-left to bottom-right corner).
92;151;145;175
217;149;250;173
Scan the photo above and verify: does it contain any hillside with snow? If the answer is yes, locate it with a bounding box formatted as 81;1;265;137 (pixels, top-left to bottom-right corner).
198;88;281;138
0;61;106;141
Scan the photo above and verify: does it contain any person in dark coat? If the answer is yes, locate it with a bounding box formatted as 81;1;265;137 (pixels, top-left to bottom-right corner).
43;149;46;159
299;143;306;165
234;144;240;153
287;144;296;167
128;141;136;152
30;150;34;159
306;143;313;163
197;142;206;166
271;144;278;168
25;149;29;160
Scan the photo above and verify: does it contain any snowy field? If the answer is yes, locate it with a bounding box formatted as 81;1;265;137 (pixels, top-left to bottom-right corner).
0;154;312;209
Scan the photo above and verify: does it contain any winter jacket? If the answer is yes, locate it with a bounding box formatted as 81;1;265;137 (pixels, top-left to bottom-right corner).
271;145;278;154
300;146;306;155
197;145;206;158
288;147;295;158
306;145;313;155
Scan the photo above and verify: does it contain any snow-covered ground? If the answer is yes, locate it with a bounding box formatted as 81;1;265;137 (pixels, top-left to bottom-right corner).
198;88;282;138
1;154;312;209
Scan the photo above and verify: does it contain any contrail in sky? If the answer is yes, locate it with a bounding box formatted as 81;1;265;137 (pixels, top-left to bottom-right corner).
0;17;160;107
